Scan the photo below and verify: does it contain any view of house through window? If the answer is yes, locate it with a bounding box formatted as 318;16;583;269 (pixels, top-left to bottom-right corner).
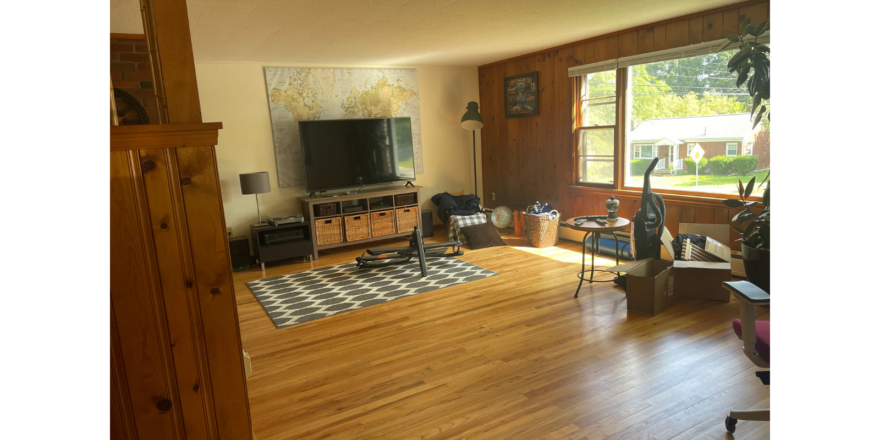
576;70;617;185
624;49;770;196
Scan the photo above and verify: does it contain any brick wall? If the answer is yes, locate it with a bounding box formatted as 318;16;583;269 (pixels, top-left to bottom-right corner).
110;36;159;124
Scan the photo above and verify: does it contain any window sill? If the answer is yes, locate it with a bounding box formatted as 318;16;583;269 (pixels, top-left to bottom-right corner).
567;185;763;207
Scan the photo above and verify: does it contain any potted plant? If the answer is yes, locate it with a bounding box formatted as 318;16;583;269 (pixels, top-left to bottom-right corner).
724;178;770;291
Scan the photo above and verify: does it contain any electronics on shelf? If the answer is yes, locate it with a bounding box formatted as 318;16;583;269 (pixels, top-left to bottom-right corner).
268;214;304;226
264;229;305;246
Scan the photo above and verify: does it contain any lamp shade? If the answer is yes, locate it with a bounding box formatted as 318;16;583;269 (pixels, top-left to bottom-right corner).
240;172;271;195
460;101;483;130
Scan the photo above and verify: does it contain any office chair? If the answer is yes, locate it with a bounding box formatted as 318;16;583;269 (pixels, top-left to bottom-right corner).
722;281;770;434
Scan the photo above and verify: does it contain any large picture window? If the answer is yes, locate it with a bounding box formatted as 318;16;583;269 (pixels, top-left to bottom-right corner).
575;69;617;186
622;48;770;197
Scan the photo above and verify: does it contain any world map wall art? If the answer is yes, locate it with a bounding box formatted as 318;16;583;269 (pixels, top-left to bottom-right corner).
504;71;539;118
264;67;423;188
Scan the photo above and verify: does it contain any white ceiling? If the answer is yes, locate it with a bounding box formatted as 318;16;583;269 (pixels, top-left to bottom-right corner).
111;0;744;66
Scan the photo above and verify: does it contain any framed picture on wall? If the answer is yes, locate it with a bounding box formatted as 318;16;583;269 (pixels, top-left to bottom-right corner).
504;71;539;118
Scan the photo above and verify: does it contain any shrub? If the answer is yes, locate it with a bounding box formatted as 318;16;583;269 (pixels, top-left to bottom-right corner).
630;159;651;177
682;157;708;175
731;155;759;176
708;156;734;175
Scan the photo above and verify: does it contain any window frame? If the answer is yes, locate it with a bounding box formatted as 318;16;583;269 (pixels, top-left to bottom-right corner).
573;69;624;189
687;143;695;156
726;142;738;157
746;142;754;156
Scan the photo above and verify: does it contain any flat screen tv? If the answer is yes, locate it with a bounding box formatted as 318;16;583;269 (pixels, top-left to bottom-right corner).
298;117;415;192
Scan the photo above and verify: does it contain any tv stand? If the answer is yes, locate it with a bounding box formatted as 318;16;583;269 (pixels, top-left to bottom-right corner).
299;185;423;259
405;181;415;188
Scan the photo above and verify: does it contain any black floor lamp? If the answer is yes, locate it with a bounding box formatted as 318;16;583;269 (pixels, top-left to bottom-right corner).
460;102;483;196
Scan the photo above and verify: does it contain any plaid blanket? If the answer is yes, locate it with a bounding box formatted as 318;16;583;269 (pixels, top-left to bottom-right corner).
448;214;487;245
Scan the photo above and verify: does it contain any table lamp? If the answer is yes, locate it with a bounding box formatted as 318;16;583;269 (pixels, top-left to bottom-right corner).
460;102;483;196
240;172;271;227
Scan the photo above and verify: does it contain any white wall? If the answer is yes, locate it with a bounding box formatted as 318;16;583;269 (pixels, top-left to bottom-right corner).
195;63;482;240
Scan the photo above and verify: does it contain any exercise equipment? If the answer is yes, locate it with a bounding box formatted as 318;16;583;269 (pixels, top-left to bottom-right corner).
632;157;666;260
355;227;463;277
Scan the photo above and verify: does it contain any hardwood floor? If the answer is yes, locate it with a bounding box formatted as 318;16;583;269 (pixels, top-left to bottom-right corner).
233;230;770;439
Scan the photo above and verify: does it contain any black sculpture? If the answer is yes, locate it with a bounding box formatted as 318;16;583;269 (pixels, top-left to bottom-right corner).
355;227;463;277
632;157;666;260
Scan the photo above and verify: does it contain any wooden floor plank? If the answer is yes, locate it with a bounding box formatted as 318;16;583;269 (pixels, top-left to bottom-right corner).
233;230;770;439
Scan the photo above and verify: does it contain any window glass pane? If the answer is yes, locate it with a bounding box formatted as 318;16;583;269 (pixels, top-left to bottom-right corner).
580;158;614;185
581;70;616;126
579;129;614;155
625;49;770;196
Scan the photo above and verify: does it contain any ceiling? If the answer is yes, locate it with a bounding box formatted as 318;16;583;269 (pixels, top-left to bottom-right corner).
111;0;744;66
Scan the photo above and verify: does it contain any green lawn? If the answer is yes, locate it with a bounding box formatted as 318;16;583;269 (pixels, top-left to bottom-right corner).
628;169;769;196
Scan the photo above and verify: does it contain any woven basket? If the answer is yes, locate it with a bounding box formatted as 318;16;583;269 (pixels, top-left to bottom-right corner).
316;203;336;217
343;214;371;241
524;210;560;248
395;207;419;234
315;217;343;245
370;210;396;237
395;193;416;206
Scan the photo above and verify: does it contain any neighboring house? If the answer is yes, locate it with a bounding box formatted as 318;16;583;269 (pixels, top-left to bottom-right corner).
629;113;769;173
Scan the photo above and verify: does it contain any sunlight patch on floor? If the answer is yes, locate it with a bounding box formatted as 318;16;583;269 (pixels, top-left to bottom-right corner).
509;243;623;268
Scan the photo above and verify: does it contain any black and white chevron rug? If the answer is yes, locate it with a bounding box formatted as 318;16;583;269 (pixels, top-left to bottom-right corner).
246;258;498;328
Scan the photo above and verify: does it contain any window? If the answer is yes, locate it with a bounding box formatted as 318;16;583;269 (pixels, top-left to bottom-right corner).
622;48;771;197
633;144;654;159
726;143;738;157
575;69;617;186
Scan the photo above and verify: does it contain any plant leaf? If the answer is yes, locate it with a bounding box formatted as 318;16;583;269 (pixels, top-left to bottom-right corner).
762;180;770;207
731;224;744;234
752;105;767;129
737;180;745;198
743;177;756;198
723;199;744;208
723;31;740;43
734;211;755;224
740;17;751;35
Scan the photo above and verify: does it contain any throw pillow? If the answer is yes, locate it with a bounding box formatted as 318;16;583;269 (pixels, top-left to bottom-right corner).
459;223;506;250
448;213;487;245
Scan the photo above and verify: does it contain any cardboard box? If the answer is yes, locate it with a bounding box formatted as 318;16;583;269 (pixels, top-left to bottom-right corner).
673;223;733;302
609;259;676;316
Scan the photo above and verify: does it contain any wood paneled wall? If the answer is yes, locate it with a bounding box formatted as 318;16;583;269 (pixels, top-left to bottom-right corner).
477;1;769;252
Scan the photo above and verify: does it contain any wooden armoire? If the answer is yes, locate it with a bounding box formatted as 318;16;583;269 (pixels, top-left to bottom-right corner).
110;0;252;438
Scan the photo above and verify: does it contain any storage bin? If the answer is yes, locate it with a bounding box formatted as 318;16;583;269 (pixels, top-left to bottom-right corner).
370;210;396;237
315;217;343;245
395;207;419;234
316;203;337;216
344;214;371;241
395;193;416;206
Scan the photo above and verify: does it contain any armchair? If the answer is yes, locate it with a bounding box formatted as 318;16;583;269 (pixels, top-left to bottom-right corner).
722;280;770;434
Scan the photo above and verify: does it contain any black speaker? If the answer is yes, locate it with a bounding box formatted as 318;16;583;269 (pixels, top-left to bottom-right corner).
421;210;434;237
229;236;251;272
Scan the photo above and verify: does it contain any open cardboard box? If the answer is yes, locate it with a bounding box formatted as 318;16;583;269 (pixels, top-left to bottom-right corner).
663;223;733;302
609;259;675;316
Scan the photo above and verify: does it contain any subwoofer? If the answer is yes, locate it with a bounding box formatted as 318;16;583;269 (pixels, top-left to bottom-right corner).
421;210;434;237
228;236;251;272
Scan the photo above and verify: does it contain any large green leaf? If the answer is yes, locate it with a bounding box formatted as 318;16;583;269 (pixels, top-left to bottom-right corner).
763;181;770;207
744;177;756;198
723;31;740;43
740;17;751;35
723;199;744;208
752;105;767;129
733;211;755;224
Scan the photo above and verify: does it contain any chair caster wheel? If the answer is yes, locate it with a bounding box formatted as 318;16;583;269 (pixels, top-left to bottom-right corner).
725;416;737;434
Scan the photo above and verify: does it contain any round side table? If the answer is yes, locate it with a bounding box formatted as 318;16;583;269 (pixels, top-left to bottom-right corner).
565;217;631;298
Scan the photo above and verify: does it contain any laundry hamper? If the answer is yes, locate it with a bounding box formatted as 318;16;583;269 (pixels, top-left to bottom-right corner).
523;210;560;248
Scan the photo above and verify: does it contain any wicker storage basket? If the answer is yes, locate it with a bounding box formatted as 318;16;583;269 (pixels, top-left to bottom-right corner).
395;193;416;206
370;210;396;237
315;217;343;245
524;210;560;248
395;207;419;234
343;214;371;241
316;203;337;217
